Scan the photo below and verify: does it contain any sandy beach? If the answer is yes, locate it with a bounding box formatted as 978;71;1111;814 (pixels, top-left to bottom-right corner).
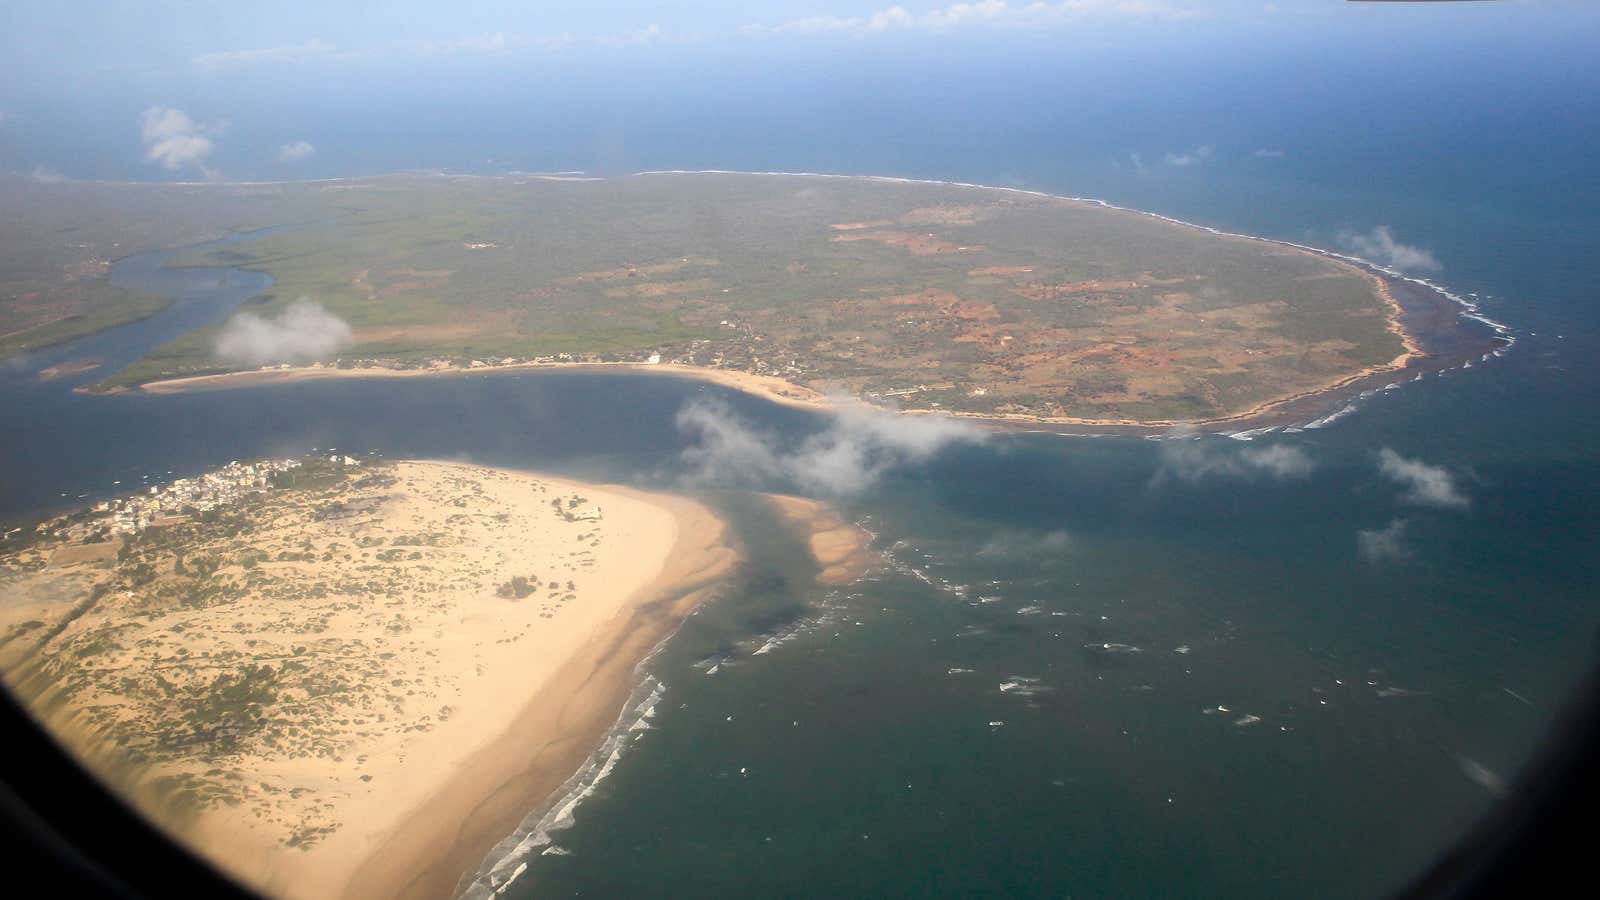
137;359;830;412
0;460;739;900
132;339;1417;434
763;493;876;585
127;263;1437;435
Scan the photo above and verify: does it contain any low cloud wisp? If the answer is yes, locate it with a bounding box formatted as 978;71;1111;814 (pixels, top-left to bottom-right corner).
29;165;68;184
745;1;1204;37
675;396;986;496
277;140;316;163
1338;226;1441;273
1358;518;1410;565
1153;430;1316;485
1378;448;1469;510
978;529;1073;559
1162;144;1214;167
215;299;353;367
194;39;339;69
139;107;221;174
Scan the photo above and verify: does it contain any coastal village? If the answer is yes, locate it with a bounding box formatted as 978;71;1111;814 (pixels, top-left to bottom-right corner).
25;457;328;542
315;335;797;385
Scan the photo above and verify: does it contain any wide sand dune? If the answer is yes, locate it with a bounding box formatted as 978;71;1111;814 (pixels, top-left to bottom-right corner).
0;459;739;900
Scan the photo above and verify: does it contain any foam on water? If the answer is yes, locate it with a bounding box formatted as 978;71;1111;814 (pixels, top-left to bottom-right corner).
463;637;680;898
998;676;1052;698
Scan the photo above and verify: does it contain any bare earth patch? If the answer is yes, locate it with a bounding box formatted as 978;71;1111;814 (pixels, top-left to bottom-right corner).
0;459;739;900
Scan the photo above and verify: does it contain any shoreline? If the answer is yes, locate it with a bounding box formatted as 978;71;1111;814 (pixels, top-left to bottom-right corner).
333;472;741;900
107;168;1511;434
454;489;876;899
345;477;742;896
128;268;1496;434
0;460;741;900
135;360;831;412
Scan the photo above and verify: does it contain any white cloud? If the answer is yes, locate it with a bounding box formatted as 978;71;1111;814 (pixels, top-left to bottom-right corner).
1337;226;1441;273
411;31;579;55
438;32;523;53
139;107;222;174
277;140;316;163
201;28;641;65
978;529;1073;559
410;27;638;54
1154;430;1316;485
215;299;353;366
745;1;1203;36
29;165;68;184
194;39;339;69
1377;448;1468;509
1162;144;1214;167
187;3;1207;71
1357;518;1410;565
596;24;664;47
675;395;986;496
1252;148;1285;158
1242;443;1317;478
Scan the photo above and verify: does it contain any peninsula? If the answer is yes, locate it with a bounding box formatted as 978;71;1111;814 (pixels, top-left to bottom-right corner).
1;171;1498;428
0;457;739;899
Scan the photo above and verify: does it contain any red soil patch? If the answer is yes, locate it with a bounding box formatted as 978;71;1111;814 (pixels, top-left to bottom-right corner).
830;231;979;256
1013;279;1142;302
829;221;895;231
899;205;985;227
967;266;1036;277
375;280;446;298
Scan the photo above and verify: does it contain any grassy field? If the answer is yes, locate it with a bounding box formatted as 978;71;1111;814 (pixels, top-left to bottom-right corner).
0;282;172;357
4;173;1406;421
0;175;339;359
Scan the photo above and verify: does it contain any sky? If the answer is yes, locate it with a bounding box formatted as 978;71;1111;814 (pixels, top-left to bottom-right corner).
0;1;1596;182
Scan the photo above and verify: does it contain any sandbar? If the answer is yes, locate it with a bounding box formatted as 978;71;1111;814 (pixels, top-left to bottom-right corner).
763;493;875;585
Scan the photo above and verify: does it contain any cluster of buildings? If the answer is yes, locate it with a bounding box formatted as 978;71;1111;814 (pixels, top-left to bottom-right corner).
46;458;308;540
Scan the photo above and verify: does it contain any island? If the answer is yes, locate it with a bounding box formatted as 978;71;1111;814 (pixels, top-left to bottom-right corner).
0;456;743;899
2;171;1504;429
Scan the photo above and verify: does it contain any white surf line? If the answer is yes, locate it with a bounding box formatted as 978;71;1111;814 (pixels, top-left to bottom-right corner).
467;675;669;898
78;164;1515;349
463;577;720;899
634;168;1518;434
86;165;1514;432
1501;686;1536;709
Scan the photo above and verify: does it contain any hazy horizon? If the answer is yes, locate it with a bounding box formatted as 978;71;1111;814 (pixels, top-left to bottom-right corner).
3;2;1596;193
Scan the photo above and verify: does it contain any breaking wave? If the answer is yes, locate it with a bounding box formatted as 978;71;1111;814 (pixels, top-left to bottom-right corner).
637;169;1516;433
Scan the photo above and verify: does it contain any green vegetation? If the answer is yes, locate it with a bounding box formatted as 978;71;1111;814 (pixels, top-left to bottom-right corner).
2;173;1406;421
0;174;337;358
0;285;171;357
495;575;539;599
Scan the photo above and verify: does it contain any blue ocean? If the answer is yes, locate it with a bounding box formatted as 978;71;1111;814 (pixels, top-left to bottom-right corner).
3;12;1598;898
